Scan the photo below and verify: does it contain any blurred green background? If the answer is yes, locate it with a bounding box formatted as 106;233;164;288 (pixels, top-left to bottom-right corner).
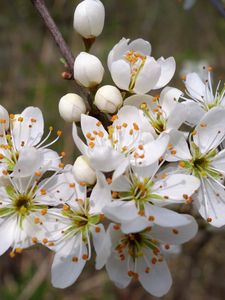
0;0;225;299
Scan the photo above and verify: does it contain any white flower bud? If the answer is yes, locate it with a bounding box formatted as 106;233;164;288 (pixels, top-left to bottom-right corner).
74;52;104;88
72;155;96;185
58;93;86;123
0;105;9;131
73;0;105;39
94;85;123;113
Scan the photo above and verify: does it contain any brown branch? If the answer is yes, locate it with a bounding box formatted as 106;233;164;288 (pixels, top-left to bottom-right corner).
31;0;87;96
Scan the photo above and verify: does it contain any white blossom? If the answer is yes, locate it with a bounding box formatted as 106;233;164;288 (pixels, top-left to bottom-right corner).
167;107;225;227
105;218;197;297
108;38;176;94
72;105;170;175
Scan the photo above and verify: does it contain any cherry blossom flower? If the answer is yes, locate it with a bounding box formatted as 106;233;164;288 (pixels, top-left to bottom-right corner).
72;105;169;175
168;107;225;227
0;163;70;257
0;106;61;181
105;218;198;297
107;38;176;94
103;164;200;233
39;172;111;288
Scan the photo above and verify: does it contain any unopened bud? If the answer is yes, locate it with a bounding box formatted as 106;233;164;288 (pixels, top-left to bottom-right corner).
94;85;123;114
72;155;96;185
59;93;86;123
74;52;104;88
73;0;105;39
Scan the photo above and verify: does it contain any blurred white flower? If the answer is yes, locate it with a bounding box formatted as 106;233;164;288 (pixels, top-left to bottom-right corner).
73;0;105;39
74;52;104;88
108;38;176;94
94;85;123;114
183;0;197;10
72;155;96;185
59;93;86;123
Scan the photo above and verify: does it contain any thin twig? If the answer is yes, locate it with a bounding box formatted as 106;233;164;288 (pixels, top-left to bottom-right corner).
210;0;225;18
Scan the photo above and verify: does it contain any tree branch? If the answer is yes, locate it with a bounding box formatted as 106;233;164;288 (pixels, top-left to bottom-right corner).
210;0;225;19
31;0;87;96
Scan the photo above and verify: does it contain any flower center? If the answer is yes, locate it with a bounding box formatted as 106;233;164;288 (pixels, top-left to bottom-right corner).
124;50;147;92
179;143;220;178
13;194;32;215
116;230;160;260
139;100;167;134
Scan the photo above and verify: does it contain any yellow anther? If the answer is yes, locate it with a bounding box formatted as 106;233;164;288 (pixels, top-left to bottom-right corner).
63;204;70;211
34;217;40;224
49;126;53;131
41;208;47;216
89;142;95;149
31;118;37;123
9;251;15;258
35;171;42;177
69;183;76;188
133;123;139;131
95;226;101;233
9;114;15;119
57;130;62;137
111;115;118;122
72;256;78;262
15;248;23;254
40;189;47;195
42;238;48;244
59;163;65;169
122;123;128;128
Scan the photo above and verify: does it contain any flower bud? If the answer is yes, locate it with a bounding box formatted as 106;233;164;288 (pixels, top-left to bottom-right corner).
72;155;96;185
0;105;9;131
58;93;86;123
73;0;105;39
94;85;123;113
74;52;104;88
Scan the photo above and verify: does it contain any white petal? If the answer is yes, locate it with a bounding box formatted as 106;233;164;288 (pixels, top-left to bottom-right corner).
72;123;88;156
193;107;225;153
106;253;131;289
196;179;225;227
110;60;131;91
107;38;129;70
128;39;151;56
166;103;187;131
121;217;149;233
166;129;192;162
160;86;183;117
88;145;125;172
134;57;161;94
12;107;44;150
137;255;172;297
89;172;111;214
111;174;131;192
151;214;198;244
112;159;129;182
81;114;109;143
152;174;200;203
185;72;213;102
51;243;87;288
212;150;225;174
103;201;138;223
12;147;44;177
91;224;111;269
182;100;205;126
0;216;17;255
141;133;169;166
153;57;176;90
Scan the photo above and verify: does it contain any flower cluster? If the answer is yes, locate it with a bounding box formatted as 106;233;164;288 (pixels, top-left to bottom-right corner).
2;0;225;297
